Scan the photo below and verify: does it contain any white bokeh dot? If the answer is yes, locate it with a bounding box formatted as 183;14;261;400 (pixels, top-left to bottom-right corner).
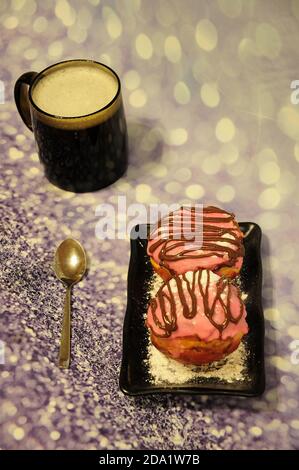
219;144;239;165
258;188;281;209
185;184;205;199
174;81;191;104
200;82;220;108
135;34;153;59
164;35;182;63
215;118;235;142
202;155;222;174
216;185;235;202
195;19;218;51
136;184;152;203
129;89;147;108
259;161;280;185
165;181;182;194
218;0;242;18
103;6;122;39
174;168;192;182
166;128;188;146
277;106;299;141
123;70;140;90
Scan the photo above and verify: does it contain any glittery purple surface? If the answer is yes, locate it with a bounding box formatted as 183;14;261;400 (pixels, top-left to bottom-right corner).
1;0;299;450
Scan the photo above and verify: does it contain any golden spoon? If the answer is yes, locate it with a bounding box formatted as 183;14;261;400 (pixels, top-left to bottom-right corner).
54;239;87;368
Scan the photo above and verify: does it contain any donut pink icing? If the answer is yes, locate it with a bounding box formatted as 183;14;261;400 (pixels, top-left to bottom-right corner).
147;206;244;276
146;270;248;342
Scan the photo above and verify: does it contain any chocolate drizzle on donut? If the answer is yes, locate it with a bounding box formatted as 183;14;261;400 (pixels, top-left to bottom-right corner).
149;270;244;339
148;206;244;271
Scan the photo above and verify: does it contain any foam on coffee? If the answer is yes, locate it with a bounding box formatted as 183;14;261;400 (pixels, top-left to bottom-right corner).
32;63;119;118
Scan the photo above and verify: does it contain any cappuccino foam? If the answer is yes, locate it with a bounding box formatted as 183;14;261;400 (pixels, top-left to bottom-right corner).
32;63;118;117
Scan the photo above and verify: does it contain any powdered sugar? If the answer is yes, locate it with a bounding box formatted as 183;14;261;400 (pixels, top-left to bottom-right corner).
147;272;164;298
146;340;248;385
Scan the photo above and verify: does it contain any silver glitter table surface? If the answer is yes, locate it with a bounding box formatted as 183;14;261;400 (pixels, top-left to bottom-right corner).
1;0;299;450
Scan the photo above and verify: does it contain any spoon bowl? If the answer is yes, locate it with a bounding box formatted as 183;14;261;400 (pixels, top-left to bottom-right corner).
54;238;87;286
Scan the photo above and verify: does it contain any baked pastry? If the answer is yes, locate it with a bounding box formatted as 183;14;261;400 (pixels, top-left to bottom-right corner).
146;269;248;365
147;206;244;280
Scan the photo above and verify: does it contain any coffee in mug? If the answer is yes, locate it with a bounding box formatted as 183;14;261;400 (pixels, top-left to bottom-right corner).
14;59;128;193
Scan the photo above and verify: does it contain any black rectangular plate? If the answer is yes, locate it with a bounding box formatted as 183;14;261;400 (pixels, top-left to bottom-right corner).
120;223;265;397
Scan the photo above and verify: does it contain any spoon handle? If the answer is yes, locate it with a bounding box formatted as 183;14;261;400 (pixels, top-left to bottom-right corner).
58;285;72;368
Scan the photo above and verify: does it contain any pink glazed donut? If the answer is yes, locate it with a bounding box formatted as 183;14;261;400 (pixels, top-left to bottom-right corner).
147;206;244;281
146;269;248;365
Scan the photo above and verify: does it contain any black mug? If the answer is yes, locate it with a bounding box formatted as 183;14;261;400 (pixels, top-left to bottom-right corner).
14;59;128;193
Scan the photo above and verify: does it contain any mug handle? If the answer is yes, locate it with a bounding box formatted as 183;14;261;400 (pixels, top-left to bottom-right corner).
14;71;38;131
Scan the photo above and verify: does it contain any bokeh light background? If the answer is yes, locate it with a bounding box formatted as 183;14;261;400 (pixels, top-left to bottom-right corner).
1;0;299;450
